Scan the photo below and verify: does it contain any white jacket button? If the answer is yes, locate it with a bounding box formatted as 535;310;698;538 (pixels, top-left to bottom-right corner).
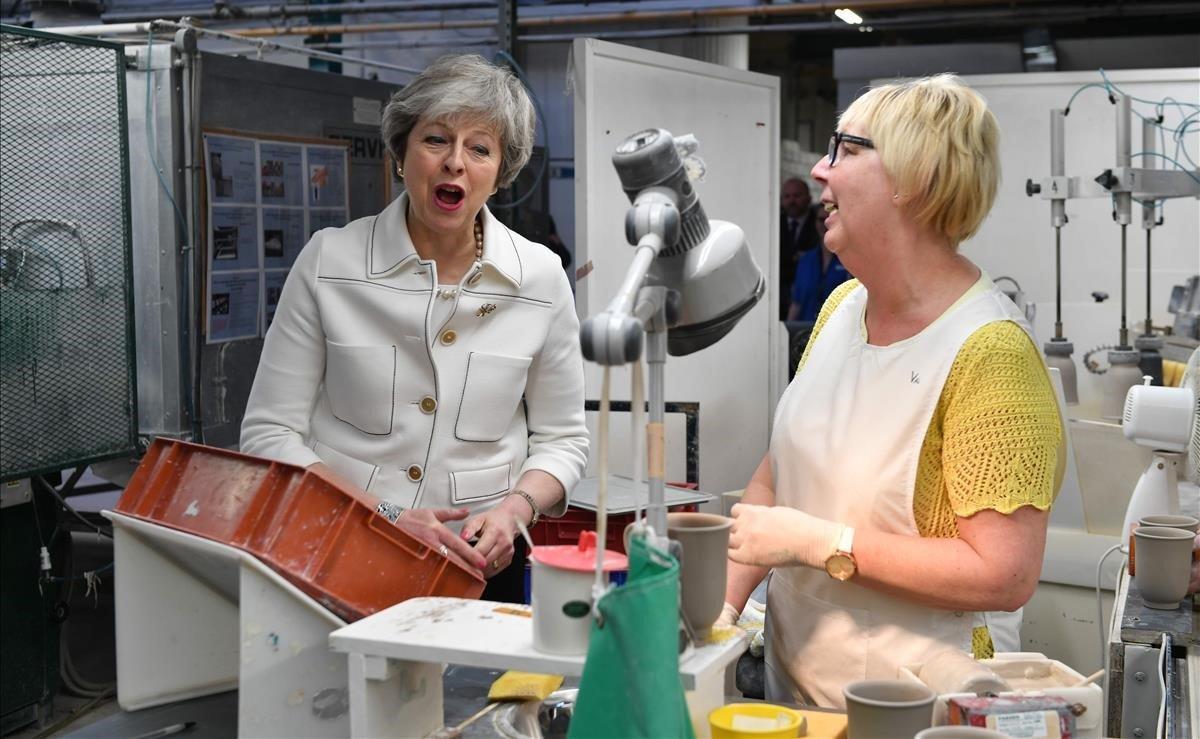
440;330;457;345
419;396;437;413
407;464;423;481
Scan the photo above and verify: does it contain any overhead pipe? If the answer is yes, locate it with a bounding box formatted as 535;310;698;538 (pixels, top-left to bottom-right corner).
283;1;1200;47
218;0;1057;38
100;0;495;23
35;19;424;75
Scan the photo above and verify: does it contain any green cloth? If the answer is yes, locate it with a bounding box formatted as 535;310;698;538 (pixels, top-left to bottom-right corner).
568;536;695;739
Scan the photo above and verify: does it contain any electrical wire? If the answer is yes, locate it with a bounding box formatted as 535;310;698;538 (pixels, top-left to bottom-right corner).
1064;70;1199;197
32;475;114;539
1100;68;1200;111
1094;543;1124;674
1130;151;1200;185
56;532;117;698
1063;82;1111;115
50;561;114;583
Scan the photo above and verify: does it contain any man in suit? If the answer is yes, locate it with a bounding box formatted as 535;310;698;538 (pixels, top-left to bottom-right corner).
779;177;819;319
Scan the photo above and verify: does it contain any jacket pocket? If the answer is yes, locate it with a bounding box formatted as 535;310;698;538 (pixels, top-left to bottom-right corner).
325;340;396;435
450;463;512;505
312;440;379;492
455;352;532;442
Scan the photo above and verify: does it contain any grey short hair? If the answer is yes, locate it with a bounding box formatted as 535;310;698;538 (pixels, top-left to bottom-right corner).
381;54;536;190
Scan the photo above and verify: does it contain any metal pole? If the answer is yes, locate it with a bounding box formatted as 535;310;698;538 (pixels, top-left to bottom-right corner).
1050;108;1066;339
1115;94;1131;348
497;0;516;60
1120;224;1129;347
1054;227;1063;339
646;322;667;539
1142;117;1157;335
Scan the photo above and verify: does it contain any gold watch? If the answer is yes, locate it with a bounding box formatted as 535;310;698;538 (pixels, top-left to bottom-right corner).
824;525;857;581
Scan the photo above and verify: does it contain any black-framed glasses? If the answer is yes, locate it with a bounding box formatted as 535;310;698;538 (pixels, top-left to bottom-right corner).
827;132;875;166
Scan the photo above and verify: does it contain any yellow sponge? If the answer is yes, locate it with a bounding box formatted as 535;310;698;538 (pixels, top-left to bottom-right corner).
487;671;564;702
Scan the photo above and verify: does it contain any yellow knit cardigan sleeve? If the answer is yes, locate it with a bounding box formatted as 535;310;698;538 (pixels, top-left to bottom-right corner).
796;279;1063;536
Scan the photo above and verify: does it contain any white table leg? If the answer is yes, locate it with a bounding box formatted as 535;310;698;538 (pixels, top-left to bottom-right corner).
347;653;443;738
685;660;729;739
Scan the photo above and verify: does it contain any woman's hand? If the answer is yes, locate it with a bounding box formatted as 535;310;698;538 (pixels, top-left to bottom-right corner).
460;501;524;578
715;602;741;630
400;507;488;571
728;503;844;569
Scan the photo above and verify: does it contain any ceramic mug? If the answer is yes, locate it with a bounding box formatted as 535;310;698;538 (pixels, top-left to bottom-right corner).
666;512;733;639
1132;526;1194;609
844;679;935;739
1139;514;1200;533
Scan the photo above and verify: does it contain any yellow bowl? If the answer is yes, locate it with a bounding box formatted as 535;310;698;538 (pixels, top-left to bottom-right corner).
710;703;807;739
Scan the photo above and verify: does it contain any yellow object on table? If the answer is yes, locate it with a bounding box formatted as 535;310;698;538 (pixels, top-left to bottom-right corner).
710;703;847;739
487;670;563;701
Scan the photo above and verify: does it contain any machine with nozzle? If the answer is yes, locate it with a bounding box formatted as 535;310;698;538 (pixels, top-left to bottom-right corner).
1027;91;1200;415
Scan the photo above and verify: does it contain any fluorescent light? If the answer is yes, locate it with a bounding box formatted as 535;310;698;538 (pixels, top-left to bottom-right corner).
835;8;863;25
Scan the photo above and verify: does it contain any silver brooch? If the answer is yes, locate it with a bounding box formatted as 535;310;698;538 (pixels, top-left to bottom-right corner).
476;303;497;317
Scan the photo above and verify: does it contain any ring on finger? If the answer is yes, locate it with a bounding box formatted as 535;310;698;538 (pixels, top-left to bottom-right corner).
438;544;449;557
492;560;502;569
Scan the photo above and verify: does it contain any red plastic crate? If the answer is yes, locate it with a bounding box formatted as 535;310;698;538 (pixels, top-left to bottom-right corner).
531;499;700;555
115;438;485;621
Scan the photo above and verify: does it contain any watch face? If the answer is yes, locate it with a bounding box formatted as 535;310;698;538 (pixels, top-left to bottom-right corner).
825;553;856;581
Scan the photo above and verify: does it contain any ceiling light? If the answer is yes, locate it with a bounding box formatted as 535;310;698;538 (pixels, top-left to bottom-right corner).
834;8;863;25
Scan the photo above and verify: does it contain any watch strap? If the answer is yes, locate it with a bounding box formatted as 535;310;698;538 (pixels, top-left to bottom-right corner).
508;489;540;527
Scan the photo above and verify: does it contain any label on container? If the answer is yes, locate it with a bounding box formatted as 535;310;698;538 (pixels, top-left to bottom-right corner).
562;600;591;618
987;711;1060;738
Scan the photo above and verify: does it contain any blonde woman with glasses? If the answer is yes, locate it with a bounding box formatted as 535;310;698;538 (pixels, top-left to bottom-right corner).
719;75;1063;707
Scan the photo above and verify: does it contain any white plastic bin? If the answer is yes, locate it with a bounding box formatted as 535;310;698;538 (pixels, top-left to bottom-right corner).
900;651;1103;738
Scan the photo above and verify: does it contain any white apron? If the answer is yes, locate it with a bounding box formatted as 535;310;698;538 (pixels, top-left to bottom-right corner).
764;276;1031;708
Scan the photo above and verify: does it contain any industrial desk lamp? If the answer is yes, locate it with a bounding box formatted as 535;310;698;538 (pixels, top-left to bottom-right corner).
579;128;765;540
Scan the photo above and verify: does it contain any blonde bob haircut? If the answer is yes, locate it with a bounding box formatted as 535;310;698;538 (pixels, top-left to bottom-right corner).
839;74;1000;245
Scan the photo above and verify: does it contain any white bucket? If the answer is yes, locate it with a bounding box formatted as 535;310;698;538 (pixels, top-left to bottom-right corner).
530;530;627;655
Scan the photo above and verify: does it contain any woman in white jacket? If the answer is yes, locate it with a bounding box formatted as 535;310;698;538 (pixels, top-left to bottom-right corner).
241;55;588;601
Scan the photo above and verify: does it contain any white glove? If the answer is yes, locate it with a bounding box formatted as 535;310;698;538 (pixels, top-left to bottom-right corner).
728;503;844;569
715;601;741;630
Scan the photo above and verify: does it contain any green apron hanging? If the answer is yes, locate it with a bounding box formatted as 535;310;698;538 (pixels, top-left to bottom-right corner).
568;536;695;739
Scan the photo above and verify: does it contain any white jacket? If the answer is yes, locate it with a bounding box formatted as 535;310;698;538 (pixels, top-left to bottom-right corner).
241;193;588;516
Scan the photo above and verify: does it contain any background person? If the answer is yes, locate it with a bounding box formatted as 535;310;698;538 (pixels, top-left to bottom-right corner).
719;74;1063;707
786;206;850;323
778;177;820;320
241;55;588;602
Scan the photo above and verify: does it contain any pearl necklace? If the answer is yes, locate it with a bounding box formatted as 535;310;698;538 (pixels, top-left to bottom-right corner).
438;218;483;301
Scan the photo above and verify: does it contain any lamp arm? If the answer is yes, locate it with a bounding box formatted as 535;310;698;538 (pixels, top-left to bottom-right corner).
580;191;680;366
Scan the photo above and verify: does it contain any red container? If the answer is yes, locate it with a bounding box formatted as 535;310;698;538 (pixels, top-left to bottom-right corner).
531;501;700;554
116;438;485;621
